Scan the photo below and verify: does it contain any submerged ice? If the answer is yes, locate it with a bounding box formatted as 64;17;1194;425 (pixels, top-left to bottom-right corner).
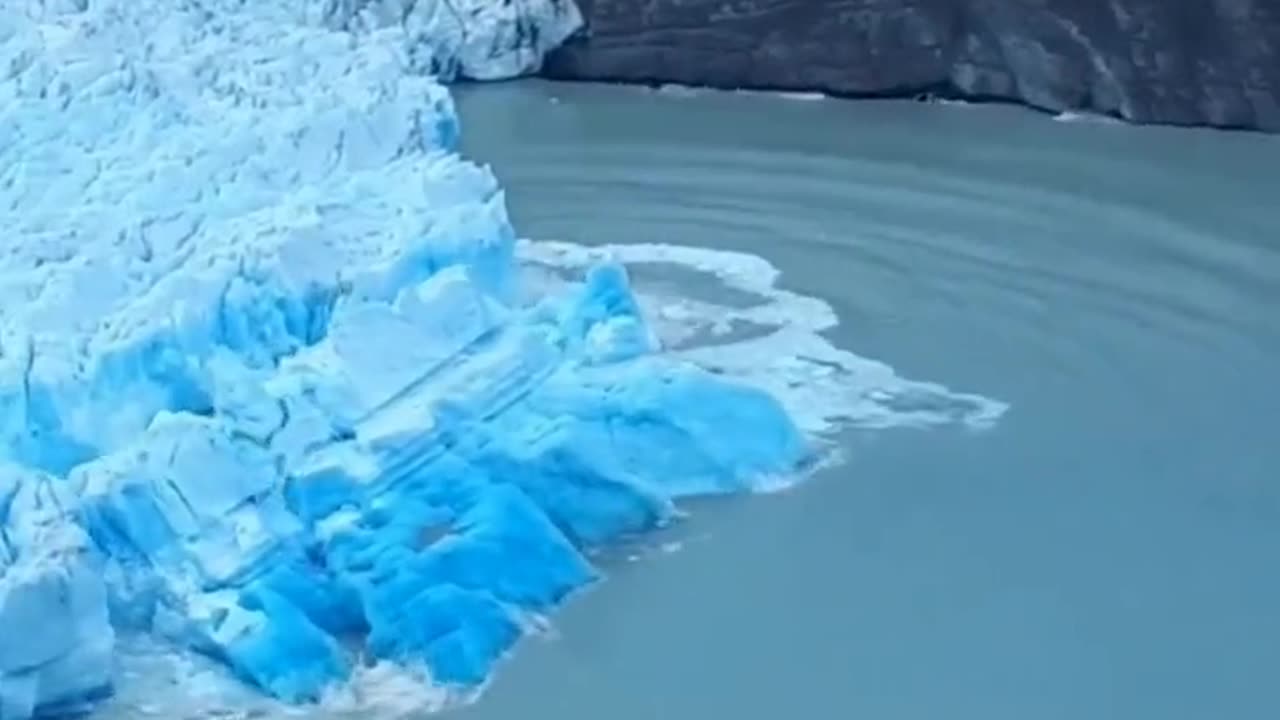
0;1;1003;719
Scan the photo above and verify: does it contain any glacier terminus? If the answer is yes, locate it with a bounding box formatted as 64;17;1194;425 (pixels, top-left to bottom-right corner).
0;2;1004;719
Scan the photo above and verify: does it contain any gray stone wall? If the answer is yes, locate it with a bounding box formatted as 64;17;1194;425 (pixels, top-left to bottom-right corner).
543;0;1280;131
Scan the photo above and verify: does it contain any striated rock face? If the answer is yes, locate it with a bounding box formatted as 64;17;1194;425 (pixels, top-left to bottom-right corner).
542;0;1280;131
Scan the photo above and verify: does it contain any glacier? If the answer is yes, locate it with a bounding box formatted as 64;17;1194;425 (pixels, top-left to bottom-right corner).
0;1;801;717
0;1;1004;719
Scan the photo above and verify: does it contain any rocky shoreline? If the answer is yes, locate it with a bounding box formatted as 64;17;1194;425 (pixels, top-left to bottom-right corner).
540;0;1280;132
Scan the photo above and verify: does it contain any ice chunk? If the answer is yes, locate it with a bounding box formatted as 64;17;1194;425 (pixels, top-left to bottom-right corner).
62;257;800;705
0;466;114;720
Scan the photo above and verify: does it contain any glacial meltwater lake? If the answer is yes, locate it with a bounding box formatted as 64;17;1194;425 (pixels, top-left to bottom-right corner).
447;81;1280;720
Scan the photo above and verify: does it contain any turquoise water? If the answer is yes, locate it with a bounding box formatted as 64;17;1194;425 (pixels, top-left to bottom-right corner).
450;81;1280;720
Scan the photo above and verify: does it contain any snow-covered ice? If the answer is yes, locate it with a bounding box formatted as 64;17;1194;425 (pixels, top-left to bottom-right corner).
0;2;1003;719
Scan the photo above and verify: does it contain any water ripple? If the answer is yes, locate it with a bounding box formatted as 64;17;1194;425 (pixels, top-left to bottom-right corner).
457;81;1280;394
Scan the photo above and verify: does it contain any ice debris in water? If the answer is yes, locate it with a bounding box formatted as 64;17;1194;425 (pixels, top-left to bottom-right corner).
0;1;808;718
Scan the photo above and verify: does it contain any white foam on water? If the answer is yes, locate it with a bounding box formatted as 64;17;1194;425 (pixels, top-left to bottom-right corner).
519;240;1009;436
654;84;827;103
654;83;705;97
763;90;829;102
101;637;456;720
1053;110;1124;126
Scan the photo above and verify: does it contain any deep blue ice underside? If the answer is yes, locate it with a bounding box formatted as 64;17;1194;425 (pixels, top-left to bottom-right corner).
0;2;807;717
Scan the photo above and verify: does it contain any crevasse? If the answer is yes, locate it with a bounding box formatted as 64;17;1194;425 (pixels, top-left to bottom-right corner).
0;1;806;718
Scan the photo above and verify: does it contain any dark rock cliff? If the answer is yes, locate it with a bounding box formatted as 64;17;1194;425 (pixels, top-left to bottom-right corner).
542;0;1280;131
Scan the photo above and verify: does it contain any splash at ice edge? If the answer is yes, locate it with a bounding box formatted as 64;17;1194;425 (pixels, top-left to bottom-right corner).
518;239;1009;439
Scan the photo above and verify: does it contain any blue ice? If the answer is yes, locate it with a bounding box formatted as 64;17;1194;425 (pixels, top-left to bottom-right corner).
0;1;805;717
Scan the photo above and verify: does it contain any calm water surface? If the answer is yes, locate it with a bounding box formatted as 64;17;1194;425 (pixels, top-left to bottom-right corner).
450;81;1280;720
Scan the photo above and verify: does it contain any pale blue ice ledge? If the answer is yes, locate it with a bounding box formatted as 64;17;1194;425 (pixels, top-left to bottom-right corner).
0;2;805;718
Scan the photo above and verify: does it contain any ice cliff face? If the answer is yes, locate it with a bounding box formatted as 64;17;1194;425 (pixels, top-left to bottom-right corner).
0;2;800;718
300;0;584;80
